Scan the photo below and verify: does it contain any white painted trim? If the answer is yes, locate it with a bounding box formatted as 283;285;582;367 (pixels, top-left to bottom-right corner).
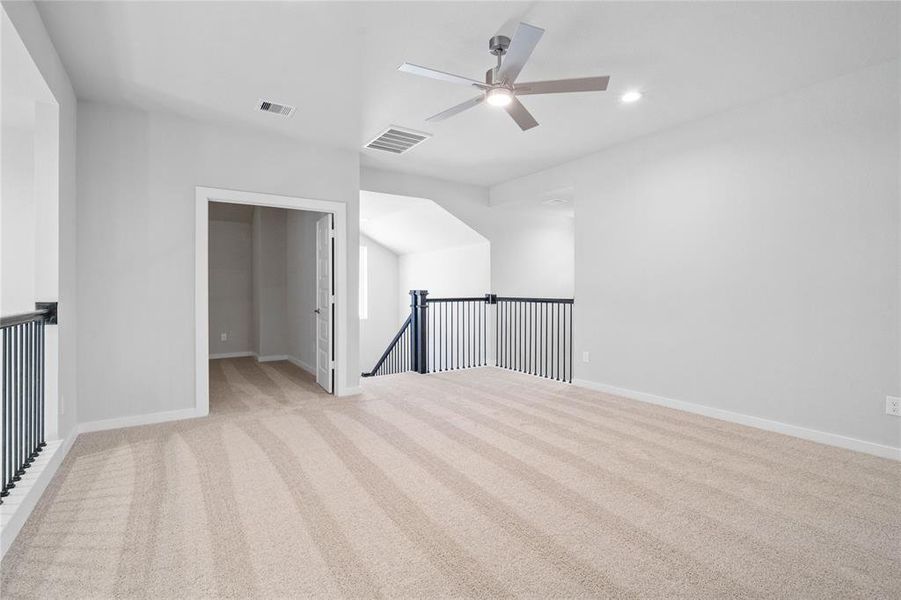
572;378;901;461
0;431;77;559
77;408;204;434
343;386;363;396
256;354;290;362
209;351;254;360
195;187;352;413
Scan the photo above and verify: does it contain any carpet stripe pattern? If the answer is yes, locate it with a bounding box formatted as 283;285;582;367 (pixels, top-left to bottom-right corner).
1;357;898;598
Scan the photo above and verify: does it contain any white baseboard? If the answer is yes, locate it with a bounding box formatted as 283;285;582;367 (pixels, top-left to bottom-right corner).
572;378;901;461
78;407;205;434
209;351;254;359
256;354;290;363
341;386;363;396
0;429;78;559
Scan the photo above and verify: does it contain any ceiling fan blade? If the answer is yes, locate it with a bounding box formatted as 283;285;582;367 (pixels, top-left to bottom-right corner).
398;63;488;89
426;95;485;122
515;76;610;95
504;97;539;131
496;22;544;84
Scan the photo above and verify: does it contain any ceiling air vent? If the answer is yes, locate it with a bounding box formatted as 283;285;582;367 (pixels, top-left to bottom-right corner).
365;126;431;154
258;99;295;117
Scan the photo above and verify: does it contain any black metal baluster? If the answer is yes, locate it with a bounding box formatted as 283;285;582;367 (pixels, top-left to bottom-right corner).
498;301;503;368
458;301;462;369
511;302;515;371
530;302;534;375
557;302;562;381
14;325;22;480
482;301;486;366
518;301;523;372
463;301;468;368
27;322;33;463
474;301;478;367
2;329;8;499
30;322;36;458
504;301;509;369
466;300;478;367
478;301;483;366
561;304;566;383
469;300;479;367
568;303;573;383
515;301;519;372
512;302;517;371
457;301;461;370
504;301;508;370
430;302;435;372
526;302;531;374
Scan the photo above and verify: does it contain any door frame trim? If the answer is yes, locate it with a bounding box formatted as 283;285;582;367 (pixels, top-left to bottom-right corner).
194;186;349;416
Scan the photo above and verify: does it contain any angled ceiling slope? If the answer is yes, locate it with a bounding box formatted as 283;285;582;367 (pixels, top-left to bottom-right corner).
360;191;487;256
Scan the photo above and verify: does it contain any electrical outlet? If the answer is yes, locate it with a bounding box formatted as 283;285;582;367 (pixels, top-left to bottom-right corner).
582;351;590;363
220;332;227;342
886;396;901;417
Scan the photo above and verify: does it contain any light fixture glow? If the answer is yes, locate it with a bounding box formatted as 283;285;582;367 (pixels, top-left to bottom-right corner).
486;88;513;107
621;90;642;103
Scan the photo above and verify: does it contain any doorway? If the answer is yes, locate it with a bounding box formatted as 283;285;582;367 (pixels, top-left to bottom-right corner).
194;187;350;417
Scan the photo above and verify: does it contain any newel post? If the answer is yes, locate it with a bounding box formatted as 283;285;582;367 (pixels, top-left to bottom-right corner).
409;289;429;374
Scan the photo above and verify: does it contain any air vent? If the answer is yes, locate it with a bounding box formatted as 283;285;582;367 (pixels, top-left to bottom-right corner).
258;99;295;117
365;126;431;154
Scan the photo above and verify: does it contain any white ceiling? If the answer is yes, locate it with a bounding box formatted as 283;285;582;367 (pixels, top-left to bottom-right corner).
360;191;487;255
36;1;899;186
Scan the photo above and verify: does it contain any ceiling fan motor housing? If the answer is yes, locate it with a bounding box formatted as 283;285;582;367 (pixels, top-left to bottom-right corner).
489;35;511;56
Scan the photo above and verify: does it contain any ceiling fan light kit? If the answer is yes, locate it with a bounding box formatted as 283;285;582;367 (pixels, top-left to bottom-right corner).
486;88;513;107
398;22;611;131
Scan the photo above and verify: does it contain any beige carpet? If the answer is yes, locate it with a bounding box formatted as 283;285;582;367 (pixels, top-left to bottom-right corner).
1;358;899;599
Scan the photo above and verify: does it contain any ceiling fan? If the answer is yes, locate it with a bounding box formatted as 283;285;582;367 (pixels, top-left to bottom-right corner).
398;22;610;131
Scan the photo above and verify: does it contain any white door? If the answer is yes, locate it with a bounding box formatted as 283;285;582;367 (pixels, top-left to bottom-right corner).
315;214;334;393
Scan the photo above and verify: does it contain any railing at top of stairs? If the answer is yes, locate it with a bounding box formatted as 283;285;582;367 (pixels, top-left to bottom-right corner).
362;291;573;383
1;302;57;505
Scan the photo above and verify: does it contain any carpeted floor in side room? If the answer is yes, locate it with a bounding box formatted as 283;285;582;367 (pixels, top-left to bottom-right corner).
1;357;899;598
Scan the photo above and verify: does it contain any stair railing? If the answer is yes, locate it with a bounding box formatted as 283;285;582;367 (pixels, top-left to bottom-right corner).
361;315;413;377
363;290;573;383
1;302;57;504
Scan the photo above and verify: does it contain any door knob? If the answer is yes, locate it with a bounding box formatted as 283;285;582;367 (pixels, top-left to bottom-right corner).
314;309;321;314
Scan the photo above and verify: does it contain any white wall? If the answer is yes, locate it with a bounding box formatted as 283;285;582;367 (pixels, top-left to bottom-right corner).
208;219;252;356
286;209;320;371
398;243;491;321
360;168;574;298
2;1;76;439
494;61;901;451
359;234;400;371
1;127;36;313
77;101;360;423
252;206;288;358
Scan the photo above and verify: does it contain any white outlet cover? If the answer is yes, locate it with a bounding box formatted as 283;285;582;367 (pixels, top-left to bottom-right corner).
220;333;227;342
886;396;901;417
582;351;590;363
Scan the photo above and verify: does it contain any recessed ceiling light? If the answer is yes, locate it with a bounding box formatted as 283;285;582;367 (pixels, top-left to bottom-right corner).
486;88;513;107
621;90;642;103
